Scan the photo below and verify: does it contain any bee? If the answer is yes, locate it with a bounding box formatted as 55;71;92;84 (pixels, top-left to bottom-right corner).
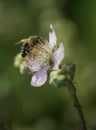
16;36;46;58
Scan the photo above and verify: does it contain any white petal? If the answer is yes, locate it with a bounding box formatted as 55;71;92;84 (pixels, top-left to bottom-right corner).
51;43;64;70
49;24;57;48
31;69;48;87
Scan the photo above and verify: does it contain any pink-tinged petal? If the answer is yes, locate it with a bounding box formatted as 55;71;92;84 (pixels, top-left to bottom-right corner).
51;43;64;70
28;61;41;72
49;24;57;48
31;67;49;87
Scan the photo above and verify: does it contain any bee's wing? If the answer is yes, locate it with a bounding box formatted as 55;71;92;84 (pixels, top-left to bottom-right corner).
14;39;26;45
14;41;21;45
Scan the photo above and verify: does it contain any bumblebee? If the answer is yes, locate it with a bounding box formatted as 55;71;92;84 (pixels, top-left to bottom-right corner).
17;36;46;58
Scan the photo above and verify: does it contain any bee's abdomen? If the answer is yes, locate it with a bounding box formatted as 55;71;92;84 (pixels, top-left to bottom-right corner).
32;36;45;46
21;51;27;57
21;43;29;58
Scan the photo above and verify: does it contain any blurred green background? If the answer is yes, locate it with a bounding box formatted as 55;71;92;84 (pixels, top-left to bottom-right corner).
0;0;96;130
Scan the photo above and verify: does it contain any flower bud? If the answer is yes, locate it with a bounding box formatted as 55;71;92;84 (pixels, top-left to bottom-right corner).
14;53;23;67
61;63;76;81
49;69;66;87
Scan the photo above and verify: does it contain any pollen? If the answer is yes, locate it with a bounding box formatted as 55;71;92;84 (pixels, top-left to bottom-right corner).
32;44;49;62
31;45;40;58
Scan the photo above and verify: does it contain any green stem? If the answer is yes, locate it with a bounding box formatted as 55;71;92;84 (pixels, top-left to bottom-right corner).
66;81;87;130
